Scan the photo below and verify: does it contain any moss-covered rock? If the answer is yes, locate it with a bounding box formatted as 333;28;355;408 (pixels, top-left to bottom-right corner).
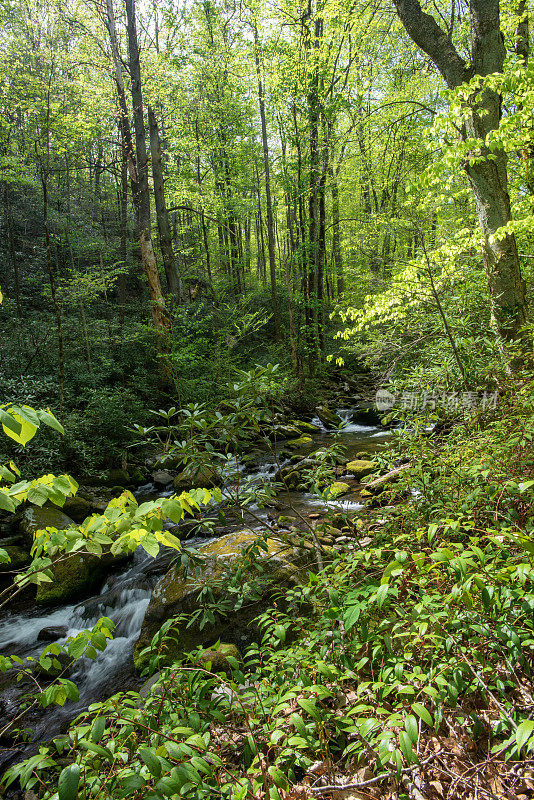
289;420;321;434
62;496;95;523
36;550;122;605
315;405;343;429
133;530;307;671
102;468;132;488
323;482;350;499
345;459;376;480
20;505;75;547
173;466;222;490
272;424;302;440
286;435;313;450
0;545;30;573
196;643;241;676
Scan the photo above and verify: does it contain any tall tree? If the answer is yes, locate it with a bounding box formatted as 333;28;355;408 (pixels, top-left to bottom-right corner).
124;0;167;335
148;106;181;299
392;0;527;349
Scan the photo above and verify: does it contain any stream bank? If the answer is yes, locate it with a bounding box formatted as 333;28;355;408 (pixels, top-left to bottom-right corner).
0;400;393;771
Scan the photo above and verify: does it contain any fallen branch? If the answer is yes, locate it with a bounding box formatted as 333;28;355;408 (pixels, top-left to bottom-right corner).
364;462;411;490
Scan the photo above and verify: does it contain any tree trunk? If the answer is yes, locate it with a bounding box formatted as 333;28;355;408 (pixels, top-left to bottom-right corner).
4;183;22;317
148;106;180;298
125;0;167;335
331;168;343;294
393;0;527;348
253;23;280;340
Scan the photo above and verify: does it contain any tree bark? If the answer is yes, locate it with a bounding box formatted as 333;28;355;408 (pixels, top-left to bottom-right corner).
392;0;527;347
125;0;167;335
148;106;180;298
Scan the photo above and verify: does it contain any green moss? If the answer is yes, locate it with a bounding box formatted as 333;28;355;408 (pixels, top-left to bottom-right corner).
323;482;350;499
346;459;376;479
36;551;124;605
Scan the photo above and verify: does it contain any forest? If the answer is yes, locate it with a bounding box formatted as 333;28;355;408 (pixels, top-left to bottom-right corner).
1;0;534;797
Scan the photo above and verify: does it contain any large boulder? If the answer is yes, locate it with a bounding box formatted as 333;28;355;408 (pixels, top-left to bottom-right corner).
62;495;96;523
36;549;124;605
173;466;222;491
345;459;376;480
19;505;75;548
19;504;126;605
315;406;343;429
133;530;307;671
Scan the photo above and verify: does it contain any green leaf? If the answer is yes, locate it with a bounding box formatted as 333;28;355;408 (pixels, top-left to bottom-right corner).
0;408;22;436
91;717;106;743
268;765;289;789
405;715;418;744
139;746;162;777
516;720;534;750
343;603;361;631
2;410;37;446
37;408;65;435
399;730;418;764
58;763;80;800
376;584;389;609
411;703;433;727
0;491;16;513
297;698;322;721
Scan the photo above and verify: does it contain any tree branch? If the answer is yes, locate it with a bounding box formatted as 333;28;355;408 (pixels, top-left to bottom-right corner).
392;0;471;88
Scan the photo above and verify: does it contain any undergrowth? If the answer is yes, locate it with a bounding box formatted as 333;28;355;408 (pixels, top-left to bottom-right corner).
5;379;534;799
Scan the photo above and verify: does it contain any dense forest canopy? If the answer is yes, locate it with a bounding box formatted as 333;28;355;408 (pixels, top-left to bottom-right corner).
1;0;531;432
2;1;534;798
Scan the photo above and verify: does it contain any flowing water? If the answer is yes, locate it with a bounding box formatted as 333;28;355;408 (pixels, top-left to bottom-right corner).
0;408;391;766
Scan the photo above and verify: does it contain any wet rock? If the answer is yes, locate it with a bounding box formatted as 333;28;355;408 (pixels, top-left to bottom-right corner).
173;466;222;490
315;405;343;429
277;515;296;529
36;549;126;606
152;470;173;486
134;530;308;671
272;424;303;440
129;466;147;485
352;404;381;425
102;468;132;488
37;625;68;642
19;505;75;548
345;459;376;480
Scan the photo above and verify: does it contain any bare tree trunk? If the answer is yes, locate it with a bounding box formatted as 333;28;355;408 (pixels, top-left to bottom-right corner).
393;0;527;349
125;0;167;335
148;106;180;298
253;23;280;340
